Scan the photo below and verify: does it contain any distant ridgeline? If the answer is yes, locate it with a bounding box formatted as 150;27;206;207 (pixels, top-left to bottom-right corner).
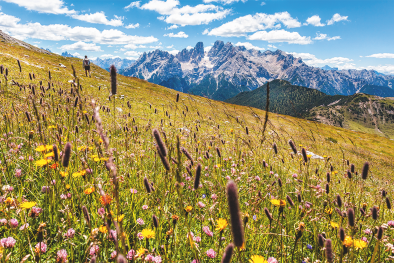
226;79;394;139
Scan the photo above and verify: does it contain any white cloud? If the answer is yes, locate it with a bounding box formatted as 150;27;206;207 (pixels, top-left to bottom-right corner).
314;33;327;40
166;24;178;30
366;53;394;59
128;0;231;26
60;41;103;51
124;50;142;59
164;31;188;38
166;44;174;48
365;65;394;75
125;23;140;29
71;12;124;26
167;49;179;55
72;52;82;58
289;52;354;68
149;45;162;49
327;13;348;25
248;29;312;45
261;2;266;6
100;54;121;59
267;44;277;49
0;12;158;44
235;42;264;50
203;0;247;4
125;1;141;10
328;36;340;41
1;0;76;14
206;12;301;37
186;45;193;49
204;46;212;52
305;15;325;27
314;33;340;41
124;44;146;49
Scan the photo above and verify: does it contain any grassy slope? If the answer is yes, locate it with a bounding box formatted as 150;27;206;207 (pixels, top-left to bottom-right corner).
1;39;394;262
1;41;393;179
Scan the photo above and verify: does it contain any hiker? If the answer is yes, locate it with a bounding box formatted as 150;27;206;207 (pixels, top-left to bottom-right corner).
83;55;91;77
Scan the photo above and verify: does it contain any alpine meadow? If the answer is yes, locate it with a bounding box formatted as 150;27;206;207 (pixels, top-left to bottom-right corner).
0;1;394;263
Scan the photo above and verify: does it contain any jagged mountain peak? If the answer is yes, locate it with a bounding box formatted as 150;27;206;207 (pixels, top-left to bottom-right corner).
122;40;394;100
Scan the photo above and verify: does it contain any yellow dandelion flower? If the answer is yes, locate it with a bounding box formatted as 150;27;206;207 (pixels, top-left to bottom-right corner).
60;171;68;177
136;248;147;258
72;170;86;178
249;255;268;263
20;201;37;209
114;214;125;222
5;197;14;206
48;125;57;129
100;157;109;161
185;206;193;213
330;221;339;229
99;225;108;233
77;146;92;152
353;239;367;250
84;187;95;195
66;184;71;190
343;236;353;248
35;145;47;152
215;218;228;232
271;199;286;207
141;229;155;239
325;207;333;215
35;159;52;167
44;152;55;158
94;157;100;162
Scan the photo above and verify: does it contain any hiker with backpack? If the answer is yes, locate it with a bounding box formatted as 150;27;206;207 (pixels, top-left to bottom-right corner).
83;55;91;77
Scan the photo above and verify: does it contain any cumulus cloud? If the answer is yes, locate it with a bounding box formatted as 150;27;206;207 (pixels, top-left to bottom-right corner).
248;29;312;45
235;42;265;50
125;23;140;29
167;49;179;55
289;52;354;68
124;50;142;59
123;43;146;49
305;15;325;27
166;25;178;30
1;0;76;14
366;53;394;59
206;12;301;37
327;13;348;25
100;54;121;59
0;12;158;45
164;31;188;38
314;33;340;41
71;12;124;26
203;0;247;4
365;65;394;75
2;0;126;26
60;41;103;51
125;0;231;26
267;44;277;49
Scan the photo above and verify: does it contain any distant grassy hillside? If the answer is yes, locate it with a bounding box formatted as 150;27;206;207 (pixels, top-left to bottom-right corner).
359;84;394;97
225;79;344;117
305;93;394;139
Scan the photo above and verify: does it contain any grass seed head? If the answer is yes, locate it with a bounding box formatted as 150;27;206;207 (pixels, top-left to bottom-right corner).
226;181;244;248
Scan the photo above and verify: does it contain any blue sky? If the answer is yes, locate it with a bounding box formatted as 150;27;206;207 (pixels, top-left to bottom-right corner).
0;0;393;74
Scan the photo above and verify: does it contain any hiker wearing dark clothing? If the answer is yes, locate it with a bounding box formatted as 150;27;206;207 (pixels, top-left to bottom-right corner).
83;56;91;77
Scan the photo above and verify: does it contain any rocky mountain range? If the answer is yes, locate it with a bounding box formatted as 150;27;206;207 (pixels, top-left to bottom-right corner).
122;41;394;101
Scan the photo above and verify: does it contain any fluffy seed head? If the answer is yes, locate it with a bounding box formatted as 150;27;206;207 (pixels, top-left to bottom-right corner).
220;243;234;263
176;93;179;102
62;142;72;167
264;207;273;222
144;177;151;194
325;239;333;263
156;145;170;171
226;181;244;247
386;197;391;210
377;226;383;240
326;172;330;183
347;208;355;227
336;195;342;208
302;148;308;163
325;183;330;194
273;143;278;154
372;206;378;220
318;234;325;247
110;65;117;95
362;162;369;180
53;144;59;162
350;164;355;173
152;214;158;228
152;128;167;157
286;195;294;207
194;163;202;190
289;139;297;154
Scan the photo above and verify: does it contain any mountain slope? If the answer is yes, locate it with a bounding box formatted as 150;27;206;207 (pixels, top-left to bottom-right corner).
122;40;394;100
305;94;394;138
226;79;344;117
359;84;394;97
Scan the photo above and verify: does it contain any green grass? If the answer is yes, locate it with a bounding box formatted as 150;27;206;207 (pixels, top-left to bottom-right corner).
0;40;393;263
